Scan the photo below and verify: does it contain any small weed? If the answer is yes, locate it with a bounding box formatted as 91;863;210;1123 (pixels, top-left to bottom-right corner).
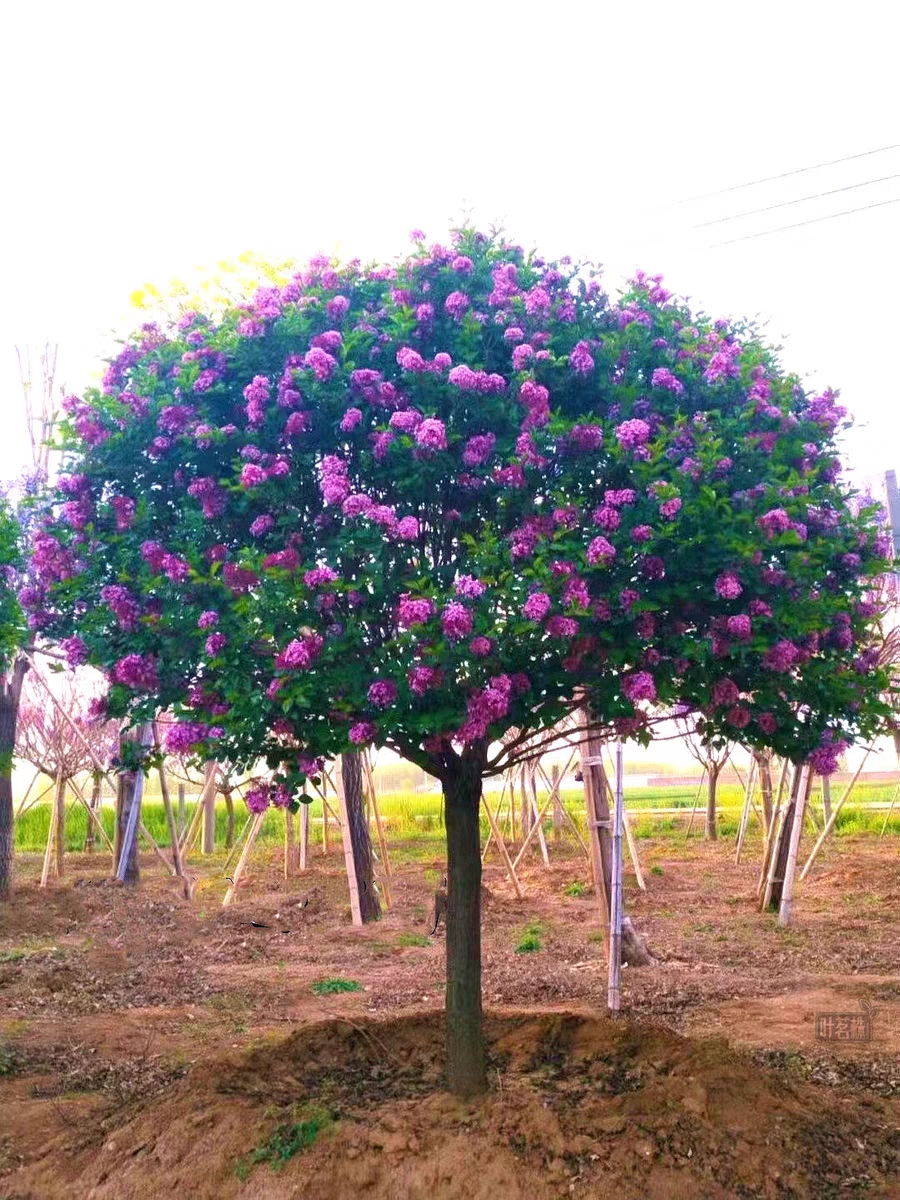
587;930;605;945
564;881;587;897
240;1105;333;1174
650;865;664;876
412;904;426;920
397;933;430;948
0;950;25;964
515;919;544;954
692;922;714;933
0;1045;16;1076
310;977;362;995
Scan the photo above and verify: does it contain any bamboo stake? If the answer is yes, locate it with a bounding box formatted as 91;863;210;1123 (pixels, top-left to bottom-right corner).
734;755;758;864
481;777;509;863
153;734;184;880
600;748;646;891
512;789;557;869
607;740;625;1013
222;811;266;906
683;766;707;839
480;794;524;898
778;766;811;926
299;801;309;870
67;775;115;854
757;758;791;898
536;760;590;858
284;809;297;879
363;752;394;880
333;760;363;926
15;778;55;821
222;812;253;874
40;767;62;888
799;748;874;881
14;767;41;819
879;781;900;838
178;766;219;856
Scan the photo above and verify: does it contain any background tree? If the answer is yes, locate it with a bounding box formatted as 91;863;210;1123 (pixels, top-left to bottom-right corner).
38;230;892;1094
15;672;119;873
674;711;734;840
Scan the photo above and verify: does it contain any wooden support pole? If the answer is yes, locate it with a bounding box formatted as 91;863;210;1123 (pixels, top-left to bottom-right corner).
222;812;253;875
879;781;900;838
153;732;184;880
284;809;297;879
363;752;394;880
481;777;508;864
512;789;557;870
536;759;589;858
299;800;309;870
14;768;41;819
600;748;645;891
734;755;758;864
40;767;62;888
223;811;266;906
202;760;217;854
683;767;707;839
334;760;363;926
68;774;115;854
480;794;524;898
177;783;186;837
799;749;874;881
778;765;811;926
551;763;562;843
607;740;624;1013
179;766;219;857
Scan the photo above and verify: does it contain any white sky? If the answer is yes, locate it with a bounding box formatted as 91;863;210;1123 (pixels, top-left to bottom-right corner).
2;1;898;489
2;1;897;772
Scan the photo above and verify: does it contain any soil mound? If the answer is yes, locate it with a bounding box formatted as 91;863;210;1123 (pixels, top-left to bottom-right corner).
9;1009;900;1199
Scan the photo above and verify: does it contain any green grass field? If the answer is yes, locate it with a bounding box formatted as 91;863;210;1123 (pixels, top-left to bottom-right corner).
13;779;900;854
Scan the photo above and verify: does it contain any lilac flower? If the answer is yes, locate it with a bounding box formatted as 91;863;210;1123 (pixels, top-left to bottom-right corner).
415;418;447;451
397;595;435;629
451;255;474;273
763;640;800;672
250;514;275;537
342;493;374;518
61;635;89;667
303;347;337;381
727;614;751;640
546;615;579;637
396;516;420;540
615;419;651;449
340;407;363;432
659;498;682;520
445;291;471;320
396;346;427;372
198;611;219;629
408;665;440;694
569;341;595;374
523;592;552;621
114;653;158;690
441;601;474;640
757;713;778;735
368;681;398;708
304;567;339;587
275;634;324;670
389;409;423;434
758;508;791;538
569;424;603;452
469;636;492;657
592;506;620;532
205;633;227;656
240;463;268;488
349;720;377;745
712;678;740;706
462;433;496;466
455;574;486;599
586;537;616;565
623;671;657;703
726;706;752;729
715;572;742;600
650;367;684;394
605;489;636;507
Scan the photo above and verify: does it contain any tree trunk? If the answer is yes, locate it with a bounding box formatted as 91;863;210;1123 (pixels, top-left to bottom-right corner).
177;783;186;837
821;775;832;822
757;753;773;831
0;700;16;901
115;770;140;883
519;767;532;839
767;768;803;911
705;765;720;840
84;773;101;852
0;659;28;900
443;751;486;1098
223;789;235;850
341;751;380;922
54;773;66;877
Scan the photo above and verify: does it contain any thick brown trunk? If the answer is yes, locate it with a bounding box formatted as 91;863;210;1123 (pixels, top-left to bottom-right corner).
444;752;486;1098
705;766;720;840
341;751;380;922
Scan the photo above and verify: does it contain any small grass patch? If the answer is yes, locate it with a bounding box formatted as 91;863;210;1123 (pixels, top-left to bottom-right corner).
650;865;664;876
515;919;544;954
310;977;363;995
564;881;587;897
0;950;26;964
587;929;605;945
397;933;430;948
0;1045;16;1076
236;1105;333;1177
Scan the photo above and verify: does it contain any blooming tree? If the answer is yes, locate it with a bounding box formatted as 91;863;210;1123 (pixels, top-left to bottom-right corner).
36;229;891;1094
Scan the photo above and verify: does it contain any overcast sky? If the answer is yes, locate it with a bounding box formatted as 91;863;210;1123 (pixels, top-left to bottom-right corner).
3;1;897;492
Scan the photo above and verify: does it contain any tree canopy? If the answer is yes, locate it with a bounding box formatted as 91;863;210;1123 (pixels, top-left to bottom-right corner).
32;228;891;791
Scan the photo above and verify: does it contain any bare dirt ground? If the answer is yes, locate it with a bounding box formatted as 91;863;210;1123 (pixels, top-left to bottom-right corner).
1;831;899;1198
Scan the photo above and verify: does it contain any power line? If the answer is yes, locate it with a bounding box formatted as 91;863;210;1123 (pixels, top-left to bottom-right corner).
695;173;900;228
670;142;900;206
707;195;900;248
